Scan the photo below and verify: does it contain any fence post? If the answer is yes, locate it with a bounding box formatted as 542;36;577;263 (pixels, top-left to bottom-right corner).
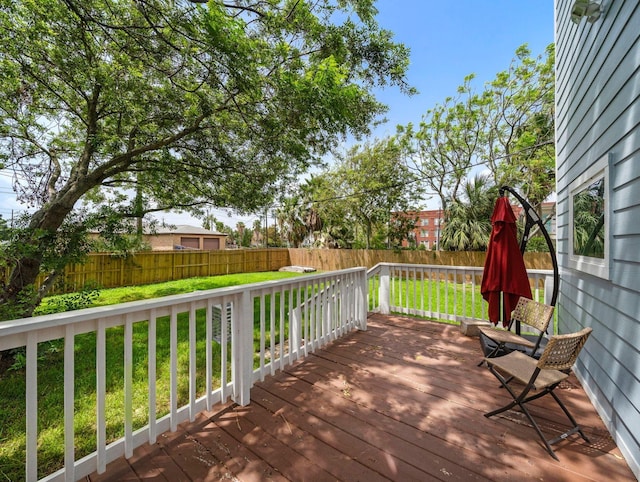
379;264;390;315
233;291;253;406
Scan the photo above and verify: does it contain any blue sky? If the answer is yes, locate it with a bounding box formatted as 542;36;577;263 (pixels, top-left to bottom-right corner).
370;0;554;139
0;0;554;228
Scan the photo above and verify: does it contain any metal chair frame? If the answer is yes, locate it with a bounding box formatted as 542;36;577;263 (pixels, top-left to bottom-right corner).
484;327;593;460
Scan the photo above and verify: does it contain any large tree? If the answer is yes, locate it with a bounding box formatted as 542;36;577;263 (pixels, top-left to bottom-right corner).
333;137;419;249
398;74;483;213
0;0;412;317
275;194;309;248
399;43;555;234
481;43;555;201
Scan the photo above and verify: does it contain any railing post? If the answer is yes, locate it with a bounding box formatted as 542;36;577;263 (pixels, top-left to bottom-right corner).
544;274;555;334
292;306;301;361
358;269;368;330
233;291;253;406
379;264;390;315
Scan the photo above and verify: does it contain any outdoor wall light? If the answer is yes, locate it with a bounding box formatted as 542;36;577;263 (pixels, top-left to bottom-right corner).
570;0;602;24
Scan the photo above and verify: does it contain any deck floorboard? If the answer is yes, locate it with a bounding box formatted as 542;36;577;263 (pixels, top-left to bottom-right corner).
88;313;635;481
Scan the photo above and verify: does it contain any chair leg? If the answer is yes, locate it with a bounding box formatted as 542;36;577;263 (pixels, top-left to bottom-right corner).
485;388;561;460
484;367;565;460
514;398;561;461
485;378;589;460
484;366;528;416
547;390;590;444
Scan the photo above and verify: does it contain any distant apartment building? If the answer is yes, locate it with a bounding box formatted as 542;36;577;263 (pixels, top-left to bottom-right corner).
400;202;555;250
400;209;445;250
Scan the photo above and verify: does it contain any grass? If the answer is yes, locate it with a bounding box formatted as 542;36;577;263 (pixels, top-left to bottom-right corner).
35;271;305;313
393;276;489;320
367;275;488;323
1;271;306;481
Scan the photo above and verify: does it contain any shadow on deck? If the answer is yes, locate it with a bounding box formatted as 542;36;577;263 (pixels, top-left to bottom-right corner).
89;313;635;481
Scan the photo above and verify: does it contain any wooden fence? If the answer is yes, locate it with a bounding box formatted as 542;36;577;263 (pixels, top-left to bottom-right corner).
50;249;291;293
7;248;553;294
287;248;553;272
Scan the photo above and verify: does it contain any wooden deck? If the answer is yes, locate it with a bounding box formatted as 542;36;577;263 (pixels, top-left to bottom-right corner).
88;313;635;481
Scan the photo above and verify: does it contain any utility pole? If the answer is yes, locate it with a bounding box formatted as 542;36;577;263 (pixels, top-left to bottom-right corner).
264;207;268;248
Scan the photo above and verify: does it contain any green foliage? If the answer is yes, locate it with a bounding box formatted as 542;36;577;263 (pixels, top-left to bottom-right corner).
572;178;605;257
399;43;555;243
278;136;421;249
34;285;101;316
276;195;310;248
336;138;421;248
398;74;482;213
440;175;496;251
482;43;556;203
0;283;38;322
0;0;412;313
388;213;418;249
525;236;551;253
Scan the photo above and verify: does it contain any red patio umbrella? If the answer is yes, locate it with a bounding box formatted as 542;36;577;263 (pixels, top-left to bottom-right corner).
481;196;532;326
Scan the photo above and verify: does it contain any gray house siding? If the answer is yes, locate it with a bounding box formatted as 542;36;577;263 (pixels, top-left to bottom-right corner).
555;0;640;477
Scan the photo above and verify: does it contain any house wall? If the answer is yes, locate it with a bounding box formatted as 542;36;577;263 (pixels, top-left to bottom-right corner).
555;0;640;477
146;234;175;251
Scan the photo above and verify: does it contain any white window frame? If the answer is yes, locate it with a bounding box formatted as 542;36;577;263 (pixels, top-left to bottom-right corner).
568;153;611;279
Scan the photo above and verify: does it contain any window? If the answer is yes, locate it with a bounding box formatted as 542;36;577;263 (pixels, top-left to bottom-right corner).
568;154;610;279
421;218;429;226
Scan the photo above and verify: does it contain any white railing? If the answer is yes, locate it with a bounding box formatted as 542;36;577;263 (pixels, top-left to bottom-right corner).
0;262;555;481
367;262;555;326
0;268;368;482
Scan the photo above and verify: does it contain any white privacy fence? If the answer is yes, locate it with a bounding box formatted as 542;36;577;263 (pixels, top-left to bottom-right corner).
0;268;367;482
367;262;555;326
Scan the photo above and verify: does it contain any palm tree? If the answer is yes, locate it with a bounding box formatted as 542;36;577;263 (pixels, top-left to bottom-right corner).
276;196;308;247
440;174;496;251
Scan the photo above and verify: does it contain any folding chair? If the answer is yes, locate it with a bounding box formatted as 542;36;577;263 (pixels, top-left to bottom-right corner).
477;297;554;366
484;327;593;460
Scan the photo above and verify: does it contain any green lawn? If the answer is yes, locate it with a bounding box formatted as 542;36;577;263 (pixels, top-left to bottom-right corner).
368;274;489;323
1;271;306;481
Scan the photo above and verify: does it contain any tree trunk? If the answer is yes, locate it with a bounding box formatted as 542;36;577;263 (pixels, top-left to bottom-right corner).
1;197;78;318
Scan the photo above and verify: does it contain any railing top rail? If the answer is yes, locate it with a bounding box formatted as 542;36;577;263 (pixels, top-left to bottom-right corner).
368;261;553;275
0;267;367;338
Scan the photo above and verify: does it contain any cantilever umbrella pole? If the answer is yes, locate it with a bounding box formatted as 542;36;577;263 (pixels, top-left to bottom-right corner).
499;186;559;306
496;186;559;335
